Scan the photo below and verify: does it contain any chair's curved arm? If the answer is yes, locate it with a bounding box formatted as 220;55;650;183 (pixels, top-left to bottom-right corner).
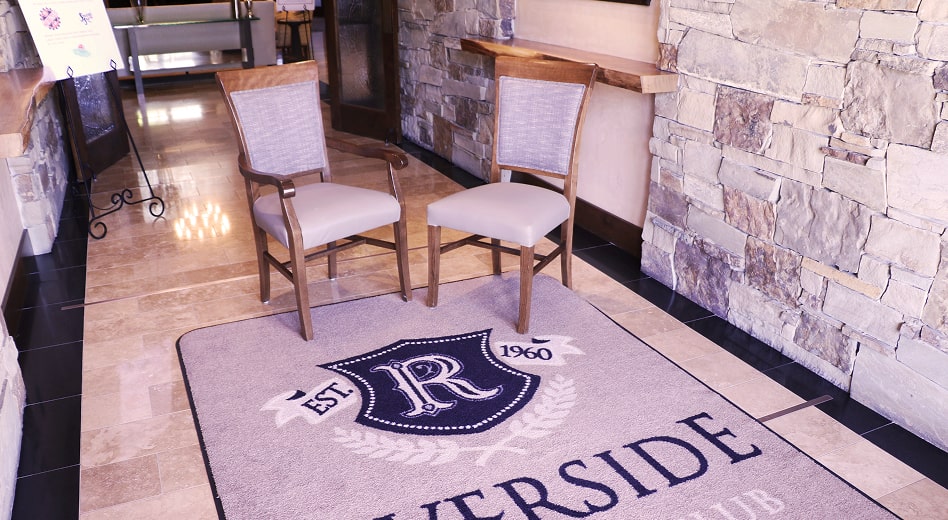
325;136;409;170
236;153;309;198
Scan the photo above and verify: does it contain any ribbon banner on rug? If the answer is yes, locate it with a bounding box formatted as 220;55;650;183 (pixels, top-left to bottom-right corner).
178;275;895;520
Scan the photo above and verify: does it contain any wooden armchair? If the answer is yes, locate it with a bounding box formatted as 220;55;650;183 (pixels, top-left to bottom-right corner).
217;61;412;340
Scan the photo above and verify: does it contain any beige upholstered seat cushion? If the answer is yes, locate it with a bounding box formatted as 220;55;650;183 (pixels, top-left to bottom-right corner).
254;183;401;250
427;182;570;247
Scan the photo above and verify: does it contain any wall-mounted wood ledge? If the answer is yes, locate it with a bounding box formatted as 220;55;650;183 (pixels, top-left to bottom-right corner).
461;37;678;94
0;67;55;159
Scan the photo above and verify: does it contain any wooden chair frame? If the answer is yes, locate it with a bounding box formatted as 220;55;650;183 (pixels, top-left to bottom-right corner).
427;57;598;333
218;61;412;340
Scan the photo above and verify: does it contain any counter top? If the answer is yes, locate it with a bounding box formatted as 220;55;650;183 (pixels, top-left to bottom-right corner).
460;37;678;94
0;67;55;158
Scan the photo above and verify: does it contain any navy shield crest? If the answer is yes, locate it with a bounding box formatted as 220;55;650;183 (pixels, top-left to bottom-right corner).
320;329;539;435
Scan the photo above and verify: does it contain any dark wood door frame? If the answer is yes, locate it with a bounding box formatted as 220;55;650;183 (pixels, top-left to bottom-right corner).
323;0;401;143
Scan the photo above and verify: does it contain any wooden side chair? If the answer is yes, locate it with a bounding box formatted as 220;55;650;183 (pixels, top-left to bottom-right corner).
426;56;598;333
217;60;412;341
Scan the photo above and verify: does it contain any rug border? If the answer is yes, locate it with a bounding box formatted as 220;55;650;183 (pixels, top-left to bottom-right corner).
593;306;896;515
175;274;896;519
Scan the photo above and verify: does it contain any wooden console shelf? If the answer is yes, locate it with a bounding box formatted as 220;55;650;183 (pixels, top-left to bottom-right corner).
0;67;55;158
461;37;678;94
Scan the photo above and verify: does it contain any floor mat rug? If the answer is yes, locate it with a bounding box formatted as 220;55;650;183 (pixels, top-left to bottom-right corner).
177;274;894;519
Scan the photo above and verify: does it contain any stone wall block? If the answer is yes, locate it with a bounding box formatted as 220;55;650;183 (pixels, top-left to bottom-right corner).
678;89;716;131
771;101;840;139
823;282;903;345
674;237;734;317
723;145;822;187
668;7;733;38
898;337;948;388
682;140;722;181
655;93;679;120
418;65;444;86
919;0;948;22
851;346;948;452
892;265;935;292
724;186;776;239
838;0;921;10
732;0;860;63
879;55;940;77
713;85;773;154
860;11;919;43
921;249;948;334
677;30;809;100
887;144;948;223
865;215;942;277
718;159;780;201
775;181;871;273
745;236;802;306
727;283;797;355
803;257;884;299
683;175;724;212
882;279;929;319
858;254;890;290
687;205;747;256
668;121;715;145
765;124;829;173
803;64;846;100
794;310;856;372
641;240;676;289
841;61;937;149
822;156;887;212
931;122;948;154
648;181;689;229
918;23;948;61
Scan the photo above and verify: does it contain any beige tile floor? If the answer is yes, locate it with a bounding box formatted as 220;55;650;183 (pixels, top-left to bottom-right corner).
75;77;947;519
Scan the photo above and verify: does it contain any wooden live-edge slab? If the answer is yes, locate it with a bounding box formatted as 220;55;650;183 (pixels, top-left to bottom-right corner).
461;37;678;94
0;67;55;158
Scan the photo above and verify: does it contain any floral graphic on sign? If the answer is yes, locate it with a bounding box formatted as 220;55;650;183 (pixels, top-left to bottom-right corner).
39;7;61;30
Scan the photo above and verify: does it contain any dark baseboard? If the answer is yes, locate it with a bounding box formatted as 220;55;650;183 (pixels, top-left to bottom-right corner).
2;231;30;338
512;172;643;257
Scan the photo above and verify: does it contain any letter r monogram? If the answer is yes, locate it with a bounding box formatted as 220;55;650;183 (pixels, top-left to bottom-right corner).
372;354;502;418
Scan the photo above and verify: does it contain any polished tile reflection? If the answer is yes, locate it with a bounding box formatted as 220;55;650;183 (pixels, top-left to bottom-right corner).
11;74;945;518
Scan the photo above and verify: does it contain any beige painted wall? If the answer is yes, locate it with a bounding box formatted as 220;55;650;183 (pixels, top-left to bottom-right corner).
516;0;661;228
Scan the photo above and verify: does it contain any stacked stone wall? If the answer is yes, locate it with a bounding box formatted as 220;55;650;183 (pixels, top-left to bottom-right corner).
1;0;69;255
398;0;513;179
0;3;63;513
645;0;947;450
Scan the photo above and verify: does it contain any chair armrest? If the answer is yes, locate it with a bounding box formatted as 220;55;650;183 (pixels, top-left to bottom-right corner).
325;136;409;170
237;153;320;197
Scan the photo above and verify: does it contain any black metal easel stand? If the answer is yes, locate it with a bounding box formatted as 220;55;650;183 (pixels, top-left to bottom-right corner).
63;64;165;239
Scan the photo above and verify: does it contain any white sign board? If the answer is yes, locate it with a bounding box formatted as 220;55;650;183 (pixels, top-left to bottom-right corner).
19;0;124;79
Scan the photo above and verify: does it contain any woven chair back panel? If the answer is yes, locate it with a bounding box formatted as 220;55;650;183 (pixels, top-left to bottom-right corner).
230;80;327;177
495;77;586;176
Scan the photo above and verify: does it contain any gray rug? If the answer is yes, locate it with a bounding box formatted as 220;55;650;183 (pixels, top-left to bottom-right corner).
177;274;895;519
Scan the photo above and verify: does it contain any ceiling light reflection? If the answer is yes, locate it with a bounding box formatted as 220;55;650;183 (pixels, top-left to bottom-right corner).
136;103;204;126
174;202;231;240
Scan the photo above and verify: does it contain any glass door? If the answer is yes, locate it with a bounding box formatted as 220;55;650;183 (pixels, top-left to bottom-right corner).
323;0;401;142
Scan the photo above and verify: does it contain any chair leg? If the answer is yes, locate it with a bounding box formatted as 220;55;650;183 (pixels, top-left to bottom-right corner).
427;225;441;308
517;245;535;334
254;227;271;303
491;238;502;275
561;226;574;289
327;241;337;280
289;242;314;341
393;219;412;302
